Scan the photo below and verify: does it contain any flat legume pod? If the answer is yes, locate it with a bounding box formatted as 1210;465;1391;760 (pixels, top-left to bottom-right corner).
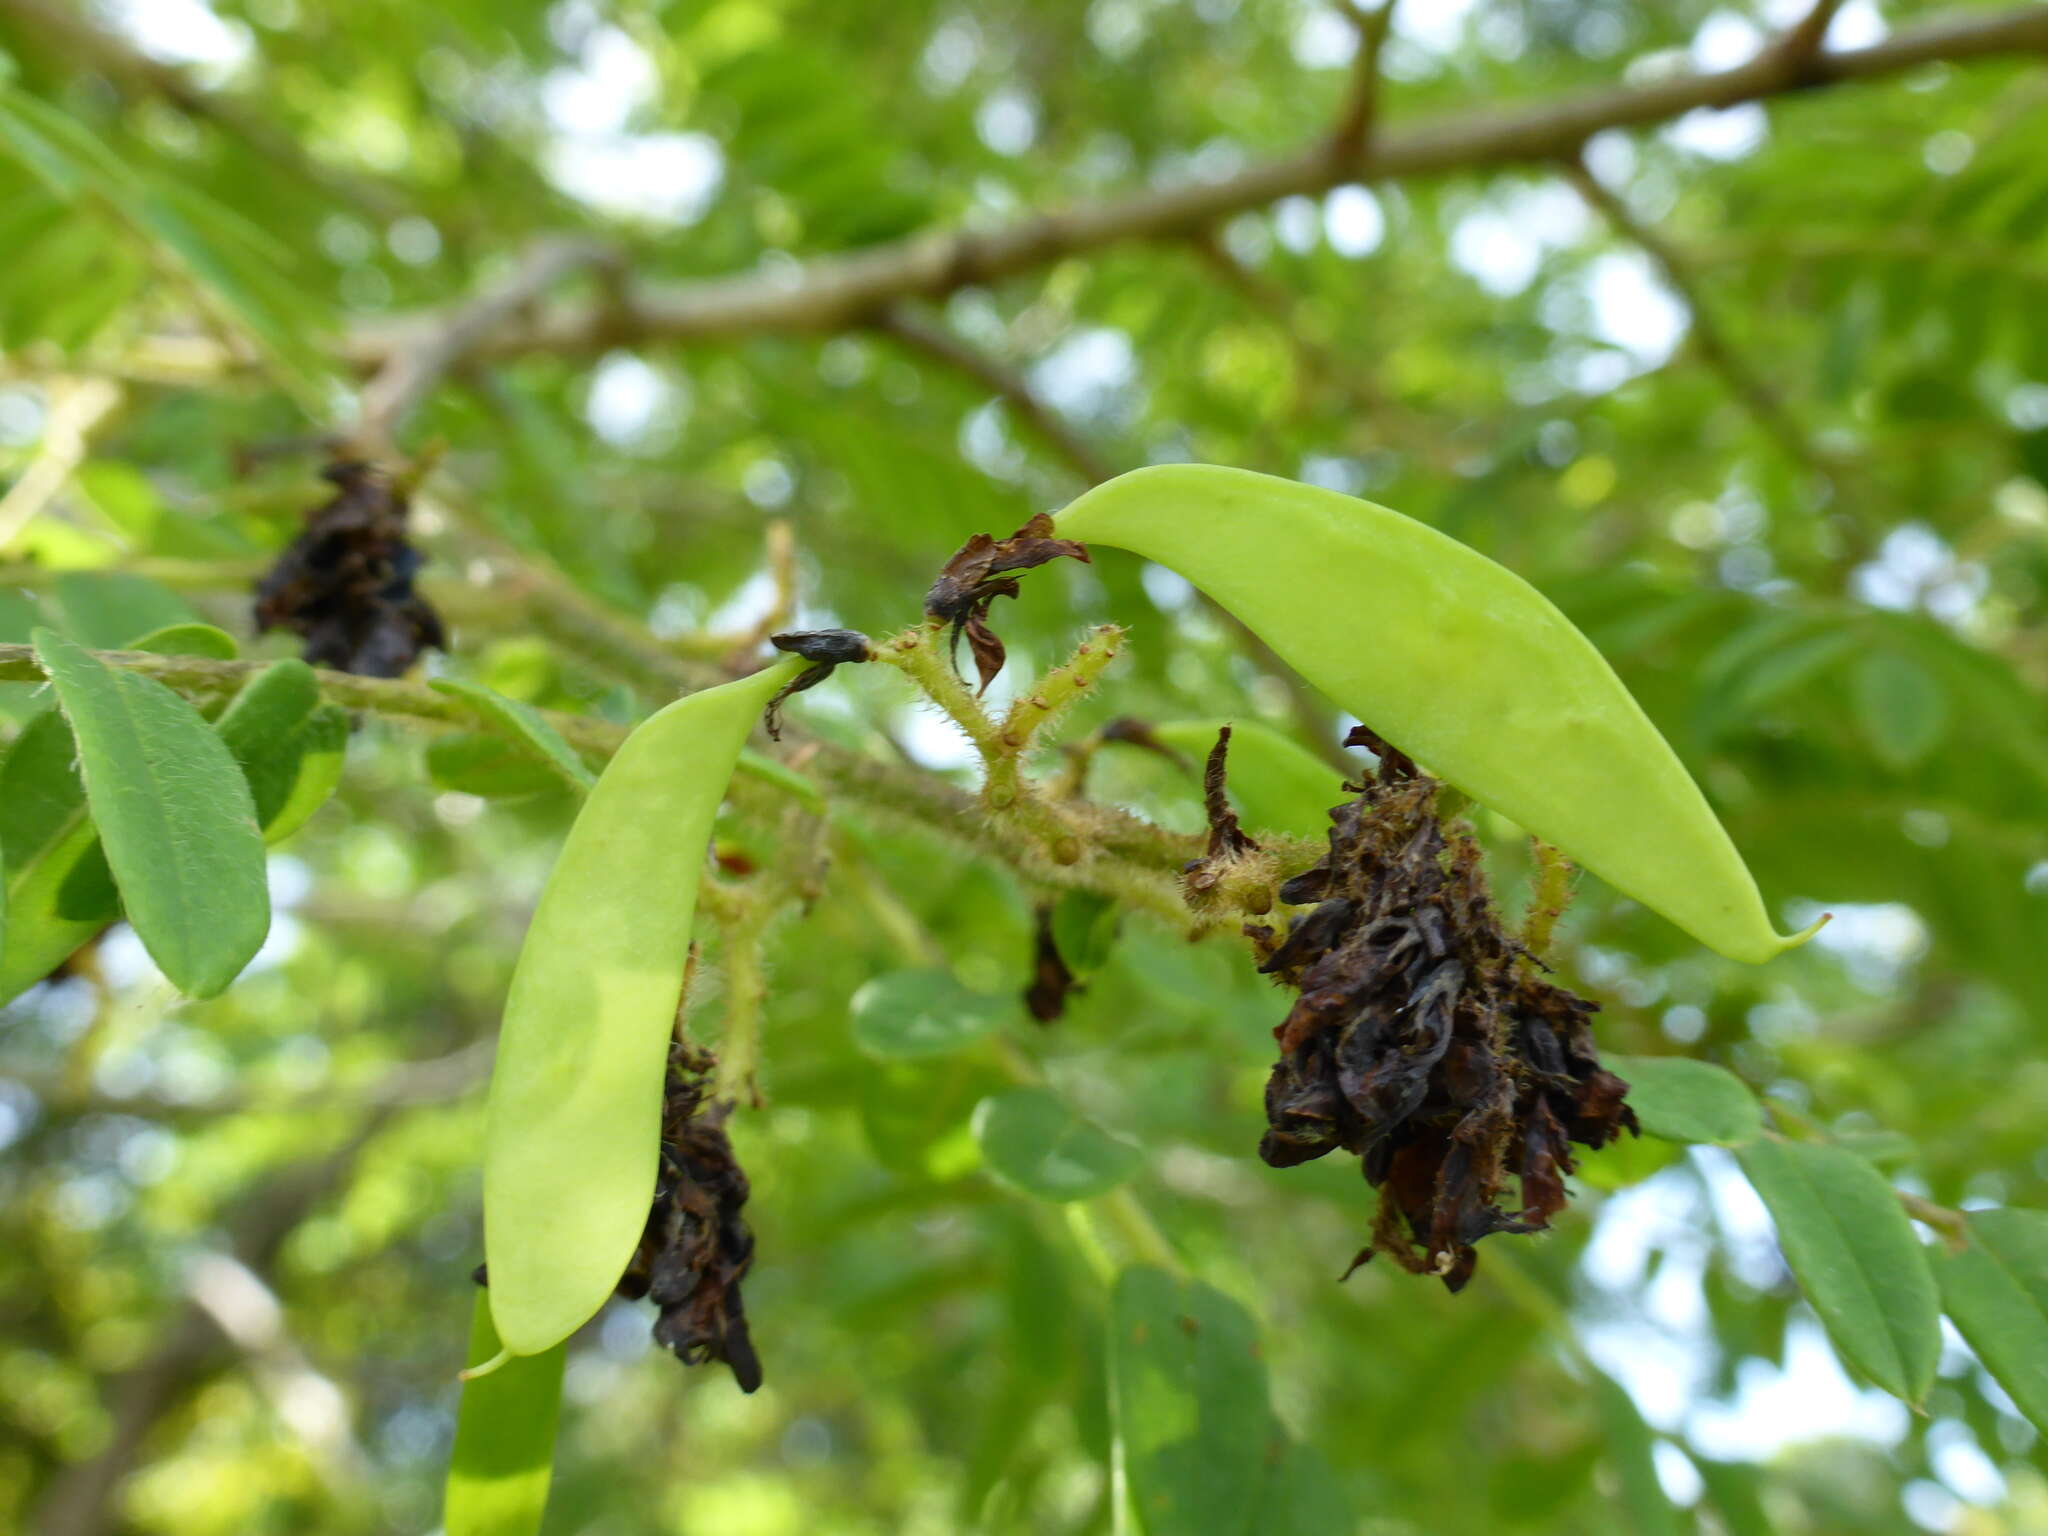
483;657;804;1356
1055;464;1819;964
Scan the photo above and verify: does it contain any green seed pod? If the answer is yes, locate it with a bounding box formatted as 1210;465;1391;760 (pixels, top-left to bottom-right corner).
483;657;804;1356
1056;464;1820;964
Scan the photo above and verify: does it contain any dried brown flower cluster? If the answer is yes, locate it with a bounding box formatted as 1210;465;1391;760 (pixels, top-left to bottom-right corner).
253;460;444;677
1250;729;1637;1290
616;1044;765;1391
924;513;1090;692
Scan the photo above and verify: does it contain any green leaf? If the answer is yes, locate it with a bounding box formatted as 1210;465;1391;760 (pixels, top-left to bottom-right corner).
0;708;119;1004
1607;1055;1764;1146
734;748;825;811
1252;1439;1351;1536
31;628;269;997
431;679;598;794
427;733;572;800
1050;888;1120;975
1111;1266;1278;1536
972;1088;1142;1202
445;1291;565;1536
242;705;346;844
1735;1138;1940;1402
1592;1373;1683;1536
125;623;239;660
48;571;196;648
1936;1208;2048;1433
214;663;347;840
850;969;1010;1059
1852;650;1949;771
1691;1457;1774;1536
214;659;321;762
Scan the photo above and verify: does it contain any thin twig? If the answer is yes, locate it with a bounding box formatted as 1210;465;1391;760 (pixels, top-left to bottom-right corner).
351;237;612;452
873;305;1117;486
1564;158;1831;480
1328;0;1401;170
312;5;2048;370
1776;0;1848;81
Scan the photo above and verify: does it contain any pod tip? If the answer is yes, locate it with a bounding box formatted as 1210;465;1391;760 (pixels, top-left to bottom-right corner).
1780;910;1832;954
459;1347;513;1382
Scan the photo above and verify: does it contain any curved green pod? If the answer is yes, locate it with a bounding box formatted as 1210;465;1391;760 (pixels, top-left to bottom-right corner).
483;657;804;1357
1056;464;1819;964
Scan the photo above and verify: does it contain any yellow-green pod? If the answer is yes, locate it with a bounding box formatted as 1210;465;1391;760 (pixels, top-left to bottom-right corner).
483;657;804;1357
1056;464;1820;964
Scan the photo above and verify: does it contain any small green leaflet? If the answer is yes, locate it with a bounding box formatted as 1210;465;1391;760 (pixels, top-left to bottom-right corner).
431;678;598;793
1691;1458;1774;1536
1606;1055;1763;1146
445;1291;566;1536
973;1088;1142;1203
1110;1266;1341;1536
32;629;269;998
0;707;121;1004
1735;1137;1940;1403
1051;888;1120;975
427;733;572;800
124;622;239;660
851;969;1010;1059
1592;1373;1682;1536
1851;649;1949;771
1936;1207;2048;1433
216;661;348;840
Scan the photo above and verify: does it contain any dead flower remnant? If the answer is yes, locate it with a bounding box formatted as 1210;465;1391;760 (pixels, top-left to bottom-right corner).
765;628;871;739
615;1043;765;1391
1248;728;1636;1290
253;460;444;677
924;513;1090;692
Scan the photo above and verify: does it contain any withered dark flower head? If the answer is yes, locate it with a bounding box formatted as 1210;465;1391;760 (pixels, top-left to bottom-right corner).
924;513;1089;693
253;460;444;677
764;628;872;740
615;1044;765;1391
1252;738;1635;1291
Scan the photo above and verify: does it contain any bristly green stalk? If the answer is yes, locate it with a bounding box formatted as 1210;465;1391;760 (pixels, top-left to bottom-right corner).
988;624;1124;807
1521;838;1574;959
709;888;774;1107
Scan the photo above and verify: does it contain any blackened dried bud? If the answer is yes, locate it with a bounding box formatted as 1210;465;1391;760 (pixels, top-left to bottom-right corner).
763;629;871;741
1256;763;1635;1291
253;460;445;677
771;629;871;666
1023;904;1081;1022
616;1045;765;1392
924;513;1090;693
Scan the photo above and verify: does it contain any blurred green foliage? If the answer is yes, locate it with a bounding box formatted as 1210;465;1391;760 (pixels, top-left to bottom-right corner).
1;1;2047;1533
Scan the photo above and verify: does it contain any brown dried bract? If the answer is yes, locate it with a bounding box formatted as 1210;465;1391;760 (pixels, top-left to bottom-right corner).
1255;750;1635;1291
924;513;1089;692
253;460;444;677
764;628;871;740
616;1044;765;1391
1181;728;1274;916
